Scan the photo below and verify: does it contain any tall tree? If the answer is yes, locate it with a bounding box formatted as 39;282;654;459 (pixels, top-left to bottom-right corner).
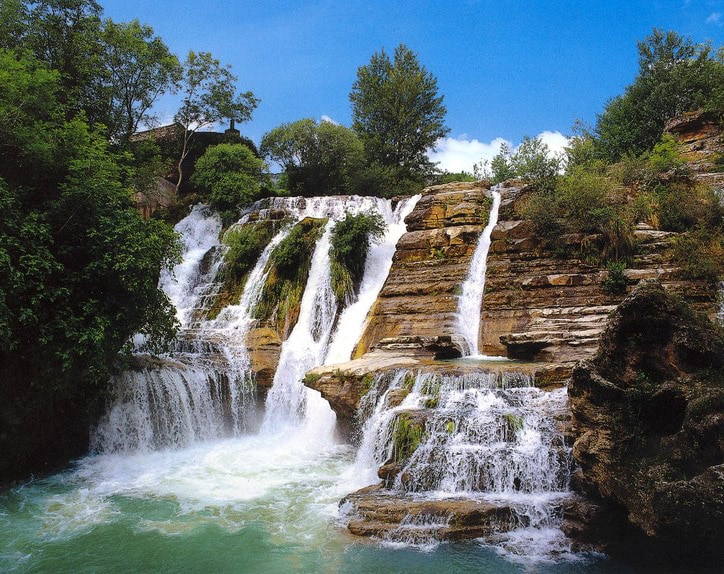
174;51;259;192
350;44;449;181
25;0;105;123
100;18;182;143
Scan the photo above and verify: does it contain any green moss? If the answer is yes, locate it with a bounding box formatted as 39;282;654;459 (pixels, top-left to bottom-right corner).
503;412;524;437
329;211;386;305
392;413;425;461
206;219;278;320
253;217;327;336
360;373;376;395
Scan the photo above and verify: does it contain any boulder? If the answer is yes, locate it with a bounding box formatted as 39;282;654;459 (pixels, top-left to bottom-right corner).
568;280;724;565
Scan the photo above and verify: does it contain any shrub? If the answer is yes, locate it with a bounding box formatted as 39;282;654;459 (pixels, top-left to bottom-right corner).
329;211;386;304
671;227;724;283
602;260;629;295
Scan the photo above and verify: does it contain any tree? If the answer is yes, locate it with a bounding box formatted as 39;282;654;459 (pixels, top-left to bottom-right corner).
174;51;259;191
100;18;181;143
191;143;267;223
350;44;448;182
488;137;560;185
594;29;724;162
0;48;180;482
260;118;365;196
24;0;106;123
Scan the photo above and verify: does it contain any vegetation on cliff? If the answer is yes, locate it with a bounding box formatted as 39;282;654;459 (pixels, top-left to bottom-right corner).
329;212;387;305
253;218;326;338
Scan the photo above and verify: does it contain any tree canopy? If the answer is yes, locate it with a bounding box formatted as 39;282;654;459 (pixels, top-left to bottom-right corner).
260;118;365;196
350;44;449;183
594;29;724;162
174;50;259;191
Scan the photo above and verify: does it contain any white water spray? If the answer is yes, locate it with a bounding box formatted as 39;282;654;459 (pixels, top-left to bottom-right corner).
456;189;502;356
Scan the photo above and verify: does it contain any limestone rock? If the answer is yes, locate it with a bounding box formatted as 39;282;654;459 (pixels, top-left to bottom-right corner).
342;485;517;541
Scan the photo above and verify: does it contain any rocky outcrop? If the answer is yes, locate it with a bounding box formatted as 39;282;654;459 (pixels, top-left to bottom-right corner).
666;110;724;191
568;280;724;564
353;181;492;356
342;485;516;541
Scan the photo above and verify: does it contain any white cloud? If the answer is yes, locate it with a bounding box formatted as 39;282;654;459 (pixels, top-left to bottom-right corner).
321;114;339;125
428;136;512;174
706;12;721;24
428;131;569;174
535;130;570;158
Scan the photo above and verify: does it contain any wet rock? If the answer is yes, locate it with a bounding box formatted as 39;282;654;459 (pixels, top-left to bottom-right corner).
342;486;517;541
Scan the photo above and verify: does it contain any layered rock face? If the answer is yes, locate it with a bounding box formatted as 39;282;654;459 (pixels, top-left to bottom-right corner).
568;280;724;563
354;181;492;356
354;180;717;370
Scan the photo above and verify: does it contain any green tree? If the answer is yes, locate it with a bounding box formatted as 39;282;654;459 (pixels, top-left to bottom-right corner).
0;48;180;482
260;118;365;196
191;143;267;223
595;29;724;161
174;50;259;191
350;43;448;183
24;0;106;123
489;137;560;186
100;18;182;143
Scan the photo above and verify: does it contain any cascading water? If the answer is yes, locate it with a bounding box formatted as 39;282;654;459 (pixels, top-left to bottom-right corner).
0;193;621;572
718;280;724;326
324;195;420;365
351;370;575;560
261;222;339;434
456;188;502;356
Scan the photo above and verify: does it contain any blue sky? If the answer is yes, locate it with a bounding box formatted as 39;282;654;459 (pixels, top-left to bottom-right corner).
101;0;724;172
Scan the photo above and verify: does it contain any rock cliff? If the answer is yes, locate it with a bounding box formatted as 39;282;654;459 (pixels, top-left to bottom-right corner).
568;280;724;564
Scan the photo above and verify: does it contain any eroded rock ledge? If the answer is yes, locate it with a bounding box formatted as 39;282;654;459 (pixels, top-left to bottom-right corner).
568;280;724;565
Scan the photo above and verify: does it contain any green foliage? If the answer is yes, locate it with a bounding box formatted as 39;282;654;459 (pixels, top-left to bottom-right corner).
329;212;386;304
392;413;425;461
254;218;326;336
436;171;476;184
350;43;449;182
191;143;267;223
100;18;182;143
261;118;365;196
594;29;724;162
0;41;182;480
206;220;277;319
671;227;724;283
602;260;629;295
174;50;259;191
489;137;561;187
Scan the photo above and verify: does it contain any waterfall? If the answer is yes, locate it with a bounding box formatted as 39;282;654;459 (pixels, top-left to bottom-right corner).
456;188;502;356
97;195;411;452
352;370;573;554
718;281;724;326
261;222;338;434
324;195;420;365
158;205;223;328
